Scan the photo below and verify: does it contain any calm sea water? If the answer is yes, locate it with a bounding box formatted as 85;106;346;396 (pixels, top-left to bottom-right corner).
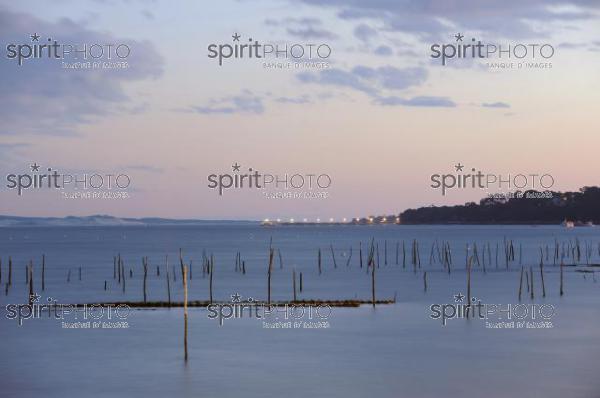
0;224;599;397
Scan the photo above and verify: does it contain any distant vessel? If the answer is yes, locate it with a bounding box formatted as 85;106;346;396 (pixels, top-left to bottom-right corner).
562;220;575;228
562;220;594;228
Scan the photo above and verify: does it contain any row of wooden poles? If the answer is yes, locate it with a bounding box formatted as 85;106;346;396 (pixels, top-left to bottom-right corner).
1;236;591;362
1;236;595;304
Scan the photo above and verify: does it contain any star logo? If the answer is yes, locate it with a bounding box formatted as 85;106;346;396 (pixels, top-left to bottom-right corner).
30;33;40;42
31;163;40;172
232;33;241;42
29;293;41;303
455;33;464;42
230;293;241;302
454;292;465;303
232;163;241;172
454;163;464;172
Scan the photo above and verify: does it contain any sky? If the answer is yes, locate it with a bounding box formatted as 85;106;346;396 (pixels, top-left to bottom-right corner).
0;0;599;220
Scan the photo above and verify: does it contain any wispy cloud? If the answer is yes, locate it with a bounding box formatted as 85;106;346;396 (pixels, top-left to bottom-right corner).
296;65;451;107
0;9;164;136
274;95;312;104
482;102;510;108
188;90;265;115
376;95;456;107
296;0;600;40
353;24;377;42
286;27;337;40
299;65;428;92
373;45;393;56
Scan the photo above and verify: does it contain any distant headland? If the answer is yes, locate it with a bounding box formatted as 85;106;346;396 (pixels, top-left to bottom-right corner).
399;186;599;225
263;186;600;226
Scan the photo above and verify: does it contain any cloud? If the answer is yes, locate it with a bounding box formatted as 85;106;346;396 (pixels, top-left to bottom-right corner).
482;102;510;108
353;24;378;42
286;27;337;40
0;142;31;168
265;17;322;27
298;68;376;95
266;16;337;40
0;142;30;157
373;45;393;56
376;95;456;107
0;9;164;136
297;65;454;107
274;95;312;104
141;10;154;20
299;65;427;93
295;0;600;40
188;91;265;115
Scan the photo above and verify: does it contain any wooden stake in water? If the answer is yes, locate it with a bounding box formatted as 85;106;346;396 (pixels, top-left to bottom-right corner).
166;256;171;307
540;261;546;298
41;254;45;291
423;271;428;292
28;262;33;304
122;262;126;293
371;256;376;308
318;248;322;275
559;261;564;296
179;248;185;287
467;256;472;306
278;249;284;270
518;266;524;301
183;264;188;362
359;242;363;268
345;246;353;267
267;248;274;305
529;266;534;299
330;245;337;269
292;268;297;302
8;256;12;286
209;254;214;303
384;240;388;266
299;272;303;292
143;257;148;303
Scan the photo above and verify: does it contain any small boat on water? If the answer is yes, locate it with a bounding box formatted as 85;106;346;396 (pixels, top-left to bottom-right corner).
562;220;575;228
562;220;594;228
